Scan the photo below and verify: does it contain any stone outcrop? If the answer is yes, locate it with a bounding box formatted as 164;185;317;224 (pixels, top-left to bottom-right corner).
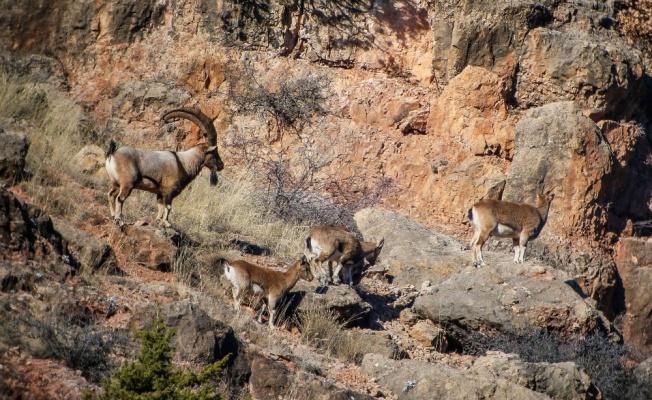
412;263;601;339
361;352;598;400
52;217;117;273
112;222;181;271
355;208;467;286
0;128;30;185
614;238;652;351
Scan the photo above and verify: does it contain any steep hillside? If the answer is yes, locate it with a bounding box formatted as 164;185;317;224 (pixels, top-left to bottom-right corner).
2;0;652;399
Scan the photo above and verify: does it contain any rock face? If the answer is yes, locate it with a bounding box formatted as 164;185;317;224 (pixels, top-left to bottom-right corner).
113;223;181;271
52;217;117;272
361;352;598;400
161;300;239;365
355;208;467;286
0;129;30;185
412;262;601;341
249;354;375;400
0;186;68;264
614;238;652;351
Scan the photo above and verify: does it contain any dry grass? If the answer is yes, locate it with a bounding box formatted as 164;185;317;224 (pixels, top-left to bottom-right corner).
294;300;365;363
171;167;311;261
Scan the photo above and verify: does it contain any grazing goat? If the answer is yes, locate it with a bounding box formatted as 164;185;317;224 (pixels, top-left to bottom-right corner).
105;108;224;227
305;226;384;286
224;256;313;329
468;193;553;266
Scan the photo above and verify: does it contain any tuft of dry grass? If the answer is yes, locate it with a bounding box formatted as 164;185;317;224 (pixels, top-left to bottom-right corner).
294;300;366;363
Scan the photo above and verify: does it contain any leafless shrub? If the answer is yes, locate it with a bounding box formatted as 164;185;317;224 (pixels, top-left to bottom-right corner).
228;65;329;140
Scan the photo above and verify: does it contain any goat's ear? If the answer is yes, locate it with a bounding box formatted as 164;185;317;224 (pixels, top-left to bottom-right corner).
205;146;217;154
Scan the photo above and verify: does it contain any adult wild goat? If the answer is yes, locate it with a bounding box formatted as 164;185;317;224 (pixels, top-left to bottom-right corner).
305;225;384;286
469;192;553;266
105;107;224;227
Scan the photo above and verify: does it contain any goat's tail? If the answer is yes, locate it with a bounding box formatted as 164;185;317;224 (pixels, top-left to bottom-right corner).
467;207;474;222
305;236;312;252
105;140;117;158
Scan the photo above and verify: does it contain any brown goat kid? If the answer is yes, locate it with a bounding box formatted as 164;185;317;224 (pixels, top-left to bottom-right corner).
224;256;313;329
305;226;384;286
105;108;224;228
468;193;553;266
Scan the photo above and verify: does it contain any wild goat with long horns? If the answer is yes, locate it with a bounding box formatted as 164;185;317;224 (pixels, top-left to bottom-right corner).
105;107;224;228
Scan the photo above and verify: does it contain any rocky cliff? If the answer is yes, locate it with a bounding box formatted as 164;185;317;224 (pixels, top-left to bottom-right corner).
2;0;652;398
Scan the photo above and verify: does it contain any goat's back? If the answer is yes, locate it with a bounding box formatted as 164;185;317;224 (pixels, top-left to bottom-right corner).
471;199;542;231
225;260;283;291
306;226;361;259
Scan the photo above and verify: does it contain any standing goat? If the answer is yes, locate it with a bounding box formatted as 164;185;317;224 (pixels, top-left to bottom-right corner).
305;226;384;286
468;193;553;267
224;256;313;329
105;107;224;227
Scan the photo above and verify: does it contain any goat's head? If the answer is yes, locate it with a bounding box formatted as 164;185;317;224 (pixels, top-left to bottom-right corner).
202;145;224;186
298;255;314;282
162;107;225;185
365;238;385;266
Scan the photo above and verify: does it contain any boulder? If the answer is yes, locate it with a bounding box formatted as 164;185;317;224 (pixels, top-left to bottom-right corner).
0;186;68;262
354;208;467;286
116;223;180;271
249;354;375;400
362;352;598;400
0;129;29;185
412;263;601;339
52;217;117;273
345;330;408;363
408;321;448;352
74;145;105;175
472;352;599;399
361;353;548;400
294;281;373;327
138;300;242;367
614;238;652;351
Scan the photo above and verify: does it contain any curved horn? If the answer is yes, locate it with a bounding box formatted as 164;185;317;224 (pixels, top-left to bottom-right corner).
162;107;217;146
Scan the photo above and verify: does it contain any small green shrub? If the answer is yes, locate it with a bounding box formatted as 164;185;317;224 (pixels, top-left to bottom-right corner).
86;316;228;400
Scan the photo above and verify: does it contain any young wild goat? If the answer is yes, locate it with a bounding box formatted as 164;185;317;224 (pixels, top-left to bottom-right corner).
305;226;385;286
224;256;313;329
105;107;224;228
468;193;554;267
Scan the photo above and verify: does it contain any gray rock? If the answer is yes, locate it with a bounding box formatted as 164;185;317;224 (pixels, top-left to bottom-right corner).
75;144;105;175
0;129;29;185
412;263;600;336
361;353;550;400
294;281;373;327
139;300;241;366
355;208;467;286
52;217;117;273
472;352;599;399
344;330;408;363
